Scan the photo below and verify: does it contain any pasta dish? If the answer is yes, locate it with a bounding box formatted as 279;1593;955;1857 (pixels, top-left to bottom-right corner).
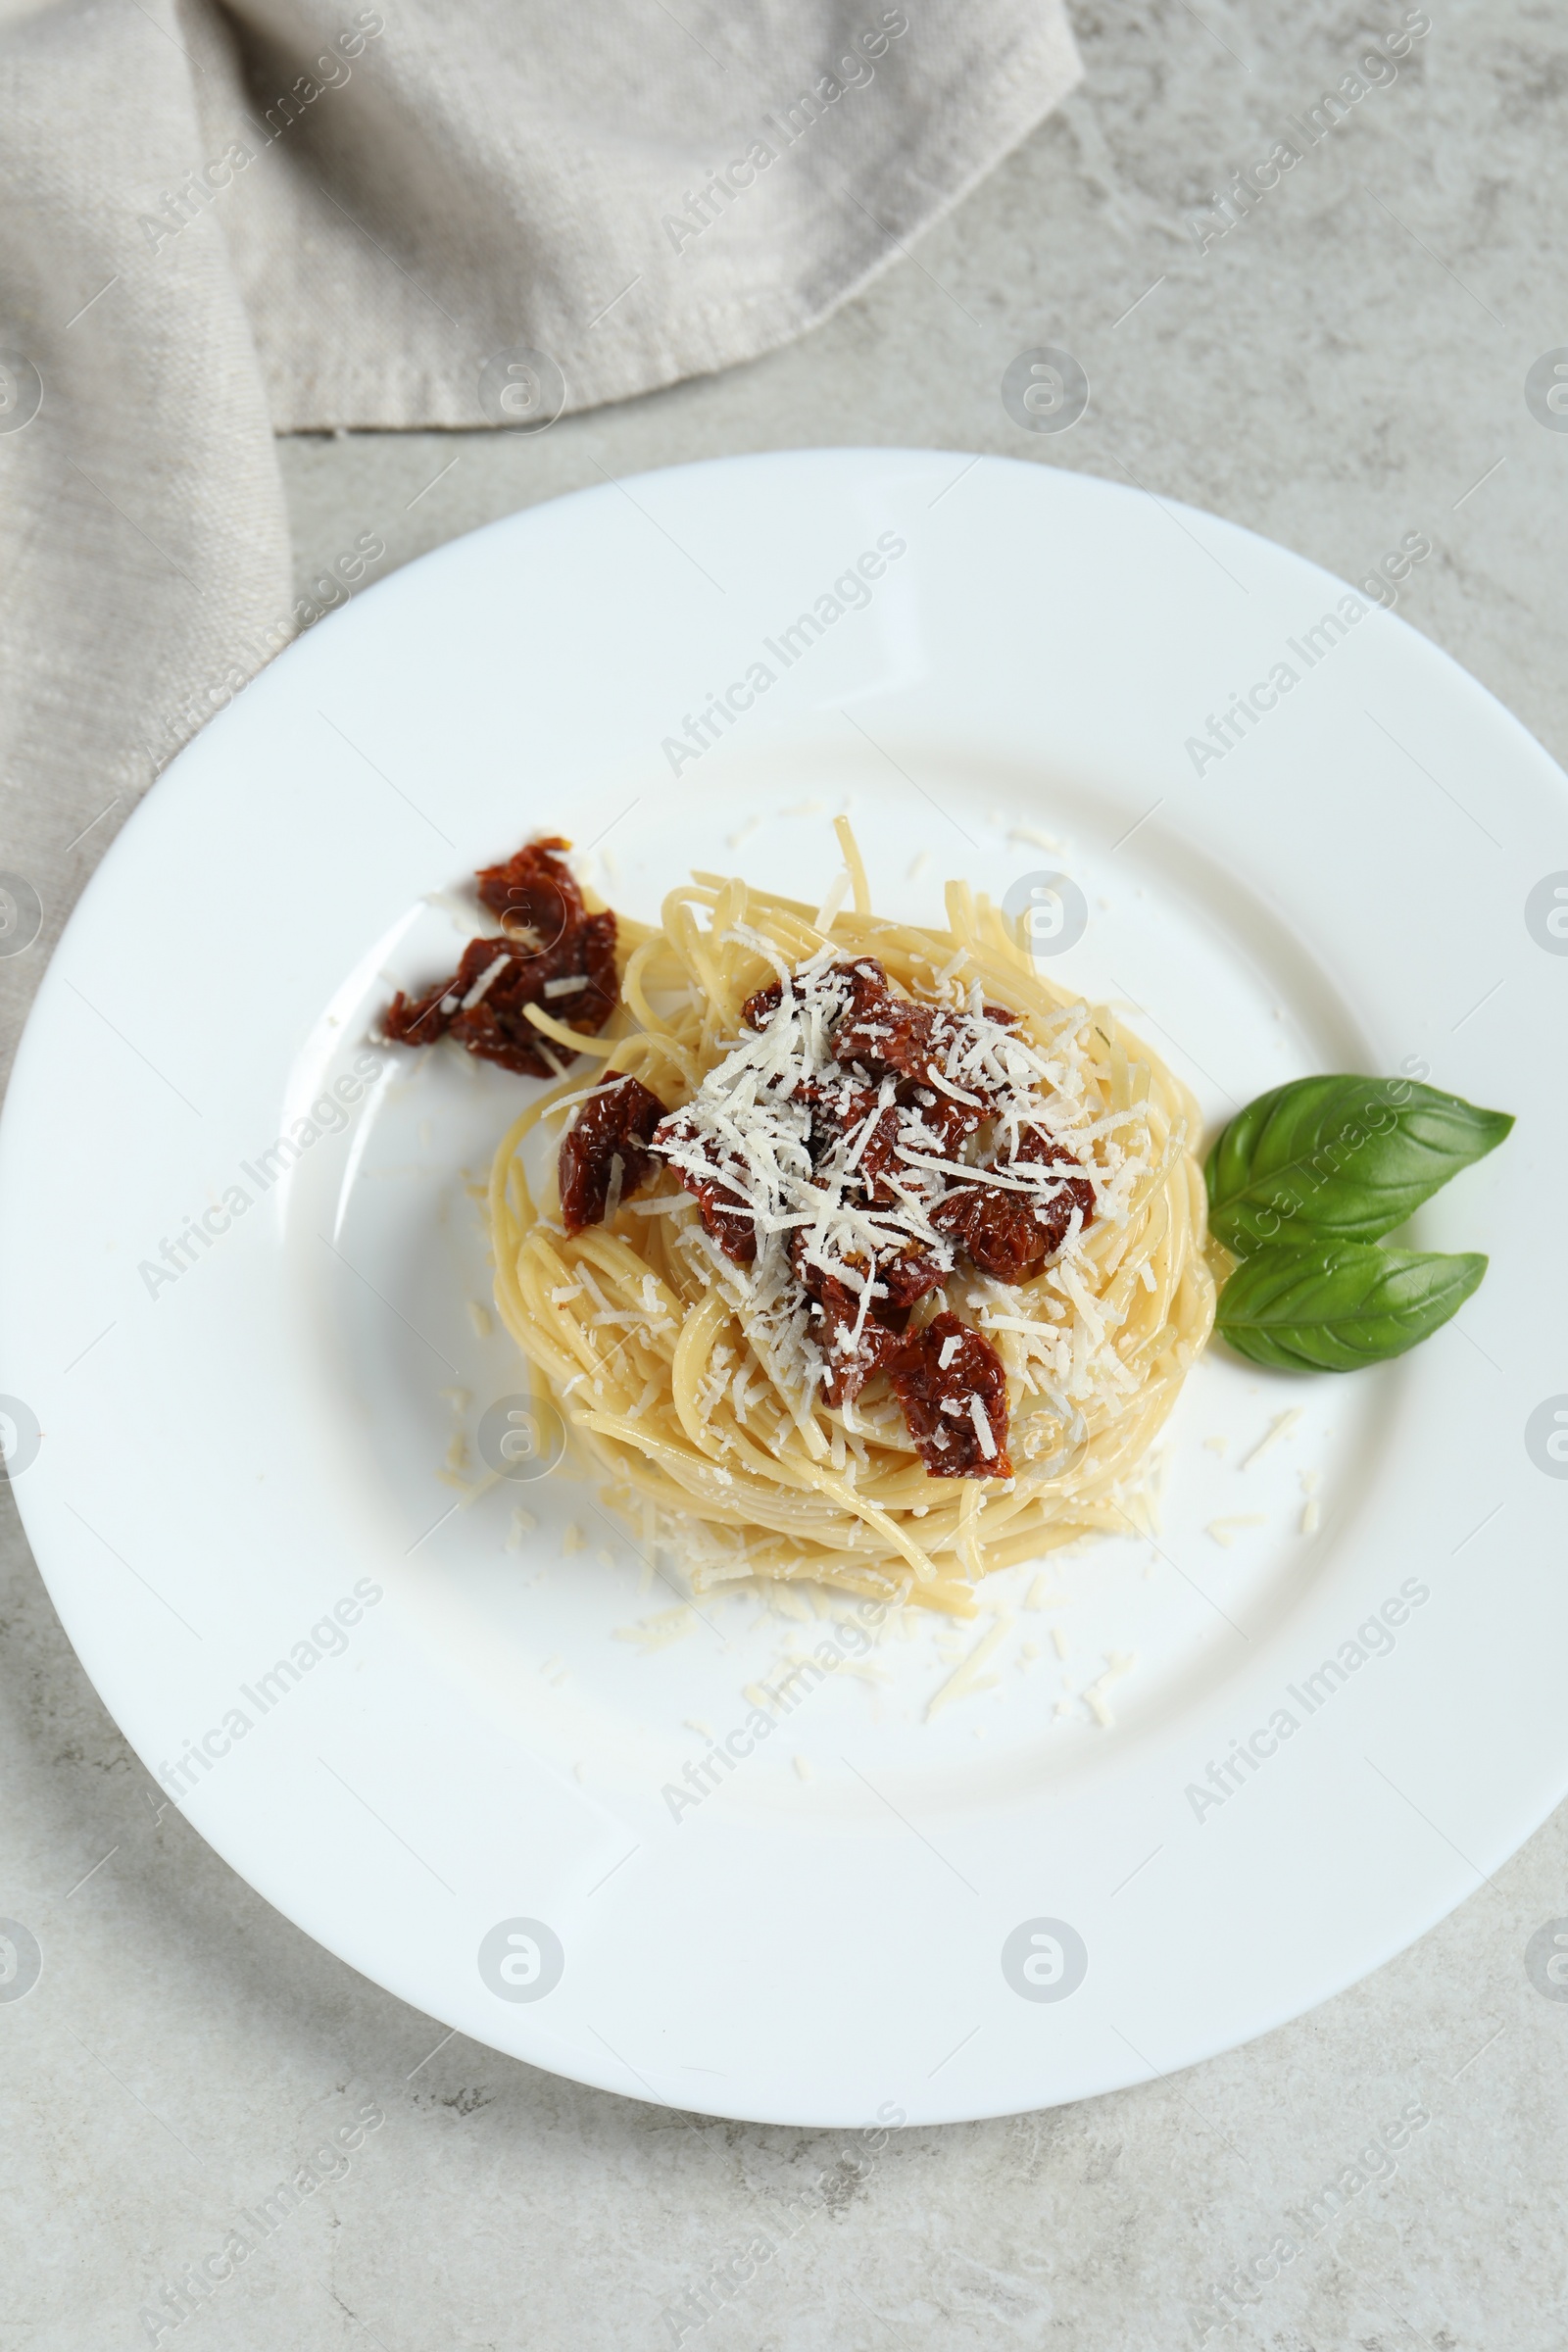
385;822;1215;1611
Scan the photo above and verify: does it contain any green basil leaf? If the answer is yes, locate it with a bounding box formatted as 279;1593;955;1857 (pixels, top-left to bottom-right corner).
1206;1076;1512;1254
1215;1243;1487;1372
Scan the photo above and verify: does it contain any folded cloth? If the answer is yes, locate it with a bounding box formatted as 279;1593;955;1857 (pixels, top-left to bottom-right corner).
0;0;1080;1072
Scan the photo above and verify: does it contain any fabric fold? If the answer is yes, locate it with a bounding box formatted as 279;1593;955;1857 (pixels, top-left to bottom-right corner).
0;0;1080;1074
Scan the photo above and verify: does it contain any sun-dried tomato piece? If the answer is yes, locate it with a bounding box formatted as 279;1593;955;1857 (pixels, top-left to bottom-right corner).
382;955;473;1051
833;968;940;1087
741;978;784;1031
1011;1120;1089;1173
788;1237;897;1405
558;1076;666;1235
835;956;890;1011
384;921;618;1078
651;1112;758;1263
800;1268;902;1405
468;913;617;1074
887;1311;1011;1480
475;835;581;951
1009;1125;1096;1252
808;1081;909;1203
901;1084;986;1161
383;936;535;1068
383;839;620;1077
932;1166;1090;1284
931;1181;1054;1284
789;1230;944;1405
747;960;884;1043
876;1245;945;1311
930;1123;1095;1284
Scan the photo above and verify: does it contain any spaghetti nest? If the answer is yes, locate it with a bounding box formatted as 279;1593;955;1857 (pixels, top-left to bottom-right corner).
488;835;1214;1612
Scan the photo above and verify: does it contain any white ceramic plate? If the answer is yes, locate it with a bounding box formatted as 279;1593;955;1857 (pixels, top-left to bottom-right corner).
2;450;1562;2128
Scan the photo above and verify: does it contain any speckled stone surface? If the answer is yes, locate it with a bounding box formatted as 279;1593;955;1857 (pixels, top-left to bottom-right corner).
6;3;1568;2345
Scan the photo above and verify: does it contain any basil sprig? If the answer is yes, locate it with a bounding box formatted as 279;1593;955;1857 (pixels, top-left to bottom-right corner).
1206;1074;1510;1373
1214;1243;1487;1373
1206;1076;1512;1255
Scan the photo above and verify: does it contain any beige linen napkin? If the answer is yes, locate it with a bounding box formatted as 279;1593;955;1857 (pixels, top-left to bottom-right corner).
0;0;1080;1072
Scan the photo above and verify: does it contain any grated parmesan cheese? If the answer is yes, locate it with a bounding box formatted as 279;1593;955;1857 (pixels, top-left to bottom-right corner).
926;1614;1012;1719
768;1586;815;1623
1026;1571;1070;1610
1205;1514;1267;1547
648;942;1139;1428
460;952;514;1011
612;1608;696;1654
1083;1650;1136;1730
1243;1409;1301;1469
1299;1468;1321;1535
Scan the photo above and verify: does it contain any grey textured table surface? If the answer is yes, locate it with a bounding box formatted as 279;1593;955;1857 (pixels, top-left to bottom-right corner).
6;3;1568;2346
